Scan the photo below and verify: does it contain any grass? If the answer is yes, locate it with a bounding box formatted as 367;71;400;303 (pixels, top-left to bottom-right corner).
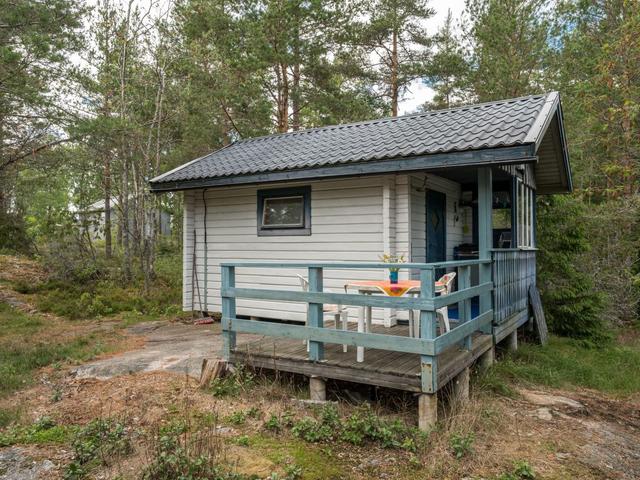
0;416;74;447
0;302;115;400
487;334;640;396
250;434;347;480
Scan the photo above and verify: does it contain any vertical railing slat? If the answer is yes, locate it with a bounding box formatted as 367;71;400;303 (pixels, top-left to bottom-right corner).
420;267;437;393
222;265;236;360
307;266;324;361
458;265;472;350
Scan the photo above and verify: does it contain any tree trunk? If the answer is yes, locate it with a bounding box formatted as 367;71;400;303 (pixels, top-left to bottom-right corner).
391;29;399;117
103;153;112;259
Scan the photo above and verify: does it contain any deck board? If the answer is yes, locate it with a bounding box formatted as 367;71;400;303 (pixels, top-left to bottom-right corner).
233;321;492;392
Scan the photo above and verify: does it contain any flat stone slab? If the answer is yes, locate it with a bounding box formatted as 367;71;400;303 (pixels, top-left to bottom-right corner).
72;321;257;380
0;447;55;480
520;390;585;409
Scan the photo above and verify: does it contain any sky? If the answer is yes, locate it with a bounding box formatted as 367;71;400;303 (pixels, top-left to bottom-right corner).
398;0;467;115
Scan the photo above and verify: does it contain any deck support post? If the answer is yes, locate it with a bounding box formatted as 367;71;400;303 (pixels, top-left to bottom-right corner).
309;376;326;401
478;167;493;334
451;367;470;402
308;267;324;361
477;346;494;374
506;329;518;352
418;393;438;431
221;266;236;360
419;268;437;394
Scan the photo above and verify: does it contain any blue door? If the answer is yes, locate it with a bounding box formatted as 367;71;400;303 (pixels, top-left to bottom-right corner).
426;190;447;263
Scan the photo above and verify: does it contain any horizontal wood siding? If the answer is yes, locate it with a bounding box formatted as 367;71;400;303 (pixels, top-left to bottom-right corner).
184;176;393;321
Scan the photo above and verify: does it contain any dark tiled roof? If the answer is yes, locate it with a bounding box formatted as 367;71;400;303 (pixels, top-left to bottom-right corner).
151;93;557;187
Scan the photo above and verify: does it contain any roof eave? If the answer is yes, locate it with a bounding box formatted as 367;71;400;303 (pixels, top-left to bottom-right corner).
150;145;537;193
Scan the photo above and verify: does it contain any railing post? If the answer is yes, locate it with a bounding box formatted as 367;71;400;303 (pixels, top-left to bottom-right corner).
420;267;437;393
221;265;236;360
458;265;471;350
308;266;324;361
477;167;493;334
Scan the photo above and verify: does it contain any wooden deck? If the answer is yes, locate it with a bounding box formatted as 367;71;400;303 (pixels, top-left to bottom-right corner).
232;321;493;392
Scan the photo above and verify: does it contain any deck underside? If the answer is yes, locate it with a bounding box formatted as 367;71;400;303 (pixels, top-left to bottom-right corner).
232;322;494;392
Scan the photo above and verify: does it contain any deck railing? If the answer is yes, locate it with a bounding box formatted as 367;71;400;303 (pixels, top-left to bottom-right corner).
220;260;493;393
491;249;536;325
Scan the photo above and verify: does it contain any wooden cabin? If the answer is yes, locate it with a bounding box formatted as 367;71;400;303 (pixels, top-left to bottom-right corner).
150;92;571;429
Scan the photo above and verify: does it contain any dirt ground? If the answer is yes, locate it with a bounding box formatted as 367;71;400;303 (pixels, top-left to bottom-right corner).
1;254;640;479
2;322;639;479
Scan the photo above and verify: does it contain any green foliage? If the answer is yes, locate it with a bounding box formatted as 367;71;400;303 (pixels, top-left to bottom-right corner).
0;303;108;397
141;423;247;480
463;0;551;101
18;249;182;320
537;196;607;340
490;335;640;396
64;418;132;480
449;432;474;459
290;404;421;451
0;211;33;254
264;413;282;432
234;434;250;446
0;416;72;447
496;460;536;480
209;366;255;397
226;410;247;426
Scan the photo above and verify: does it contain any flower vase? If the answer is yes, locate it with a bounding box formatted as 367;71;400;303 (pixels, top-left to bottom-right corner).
389;270;399;284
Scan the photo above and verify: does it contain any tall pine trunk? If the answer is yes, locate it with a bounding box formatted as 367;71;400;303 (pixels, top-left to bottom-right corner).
391;29;399;117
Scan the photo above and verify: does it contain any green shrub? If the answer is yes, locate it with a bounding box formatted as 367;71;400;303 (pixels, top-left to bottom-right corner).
0;211;33;254
0;416;72;446
449;432;474;459
537;195;606;340
209;367;254;397
496;460;536;479
64;418;132;480
141;423;246;480
226;410;247;425
264;414;282;432
290;404;420;451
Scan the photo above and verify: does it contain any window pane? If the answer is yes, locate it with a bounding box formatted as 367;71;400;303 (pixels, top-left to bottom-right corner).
263;196;304;227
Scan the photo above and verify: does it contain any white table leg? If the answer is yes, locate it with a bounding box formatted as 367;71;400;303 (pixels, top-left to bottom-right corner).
365;304;372;333
341;310;348;353
409;309;414;338
357;306;365;362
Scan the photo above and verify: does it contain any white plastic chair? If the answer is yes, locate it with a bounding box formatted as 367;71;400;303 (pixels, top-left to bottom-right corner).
409;272;456;337
297;274;349;353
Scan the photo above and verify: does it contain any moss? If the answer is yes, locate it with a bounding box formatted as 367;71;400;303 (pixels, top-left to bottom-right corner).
250;434;347;480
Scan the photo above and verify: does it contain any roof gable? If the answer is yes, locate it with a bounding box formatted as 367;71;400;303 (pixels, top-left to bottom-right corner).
150;92;571;193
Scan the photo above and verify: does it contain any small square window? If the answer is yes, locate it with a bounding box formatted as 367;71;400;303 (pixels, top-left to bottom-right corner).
257;187;311;236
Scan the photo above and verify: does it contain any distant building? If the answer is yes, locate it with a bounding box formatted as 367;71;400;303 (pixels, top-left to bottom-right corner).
79;197;171;241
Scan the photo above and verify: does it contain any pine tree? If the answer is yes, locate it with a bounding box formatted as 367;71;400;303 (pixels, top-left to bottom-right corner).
422;9;469;110
462;0;551;101
355;0;435;116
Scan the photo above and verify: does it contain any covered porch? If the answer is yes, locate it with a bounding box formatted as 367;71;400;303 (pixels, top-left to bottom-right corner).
220;166;538;430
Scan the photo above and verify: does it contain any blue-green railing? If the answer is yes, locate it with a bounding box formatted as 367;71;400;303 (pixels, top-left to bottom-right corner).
491;249;536;325
220;260;493;393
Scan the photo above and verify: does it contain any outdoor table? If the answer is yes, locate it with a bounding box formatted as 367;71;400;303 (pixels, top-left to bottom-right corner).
344;279;446;362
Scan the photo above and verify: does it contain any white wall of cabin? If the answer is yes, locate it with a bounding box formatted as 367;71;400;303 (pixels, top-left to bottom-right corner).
182;172;465;324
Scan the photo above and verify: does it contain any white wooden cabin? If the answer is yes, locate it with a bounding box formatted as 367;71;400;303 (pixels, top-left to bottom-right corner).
150;93;571;327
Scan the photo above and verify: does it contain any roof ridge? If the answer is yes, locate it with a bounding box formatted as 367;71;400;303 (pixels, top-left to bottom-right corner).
233;92;550;146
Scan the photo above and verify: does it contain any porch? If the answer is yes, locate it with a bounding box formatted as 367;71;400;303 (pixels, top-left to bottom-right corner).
221;248;535;430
